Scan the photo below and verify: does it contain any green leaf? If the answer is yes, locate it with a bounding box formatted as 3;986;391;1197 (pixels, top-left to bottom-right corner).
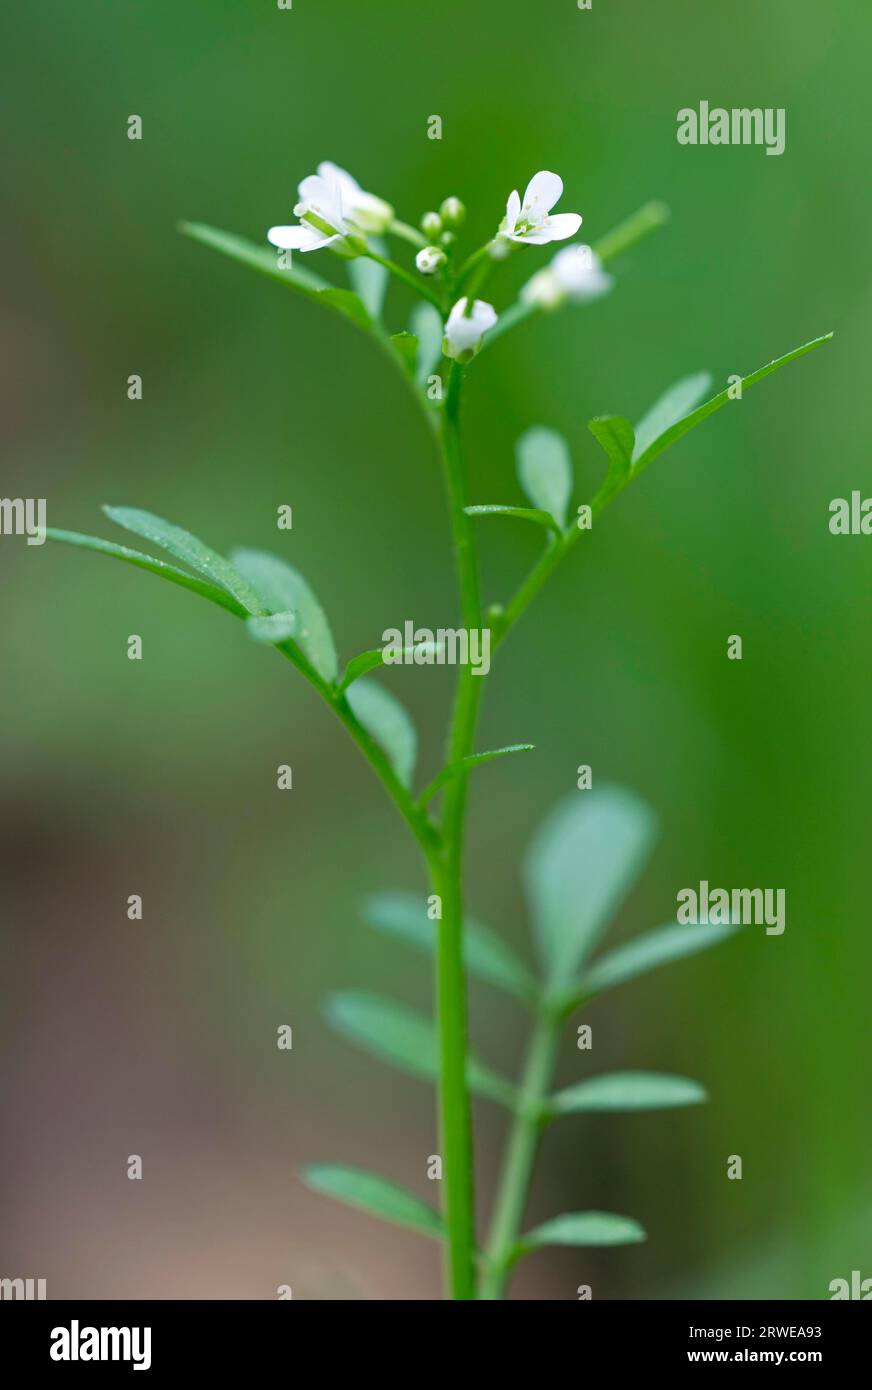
179;221;329;296
363;892;539;1007
524;786;657;988
516;426;573;529
578;921;740;1001
317;286;373;332
245;611;297;644
336;641;444;694
336;648;386;692
102;506;266;615
548;1071;707;1116
390;331;419;379
325;992;516;1108
180;223;392;348
418;744;536;806
588;416;635;505
631;333;833;476
518;1212;646;1255
346;678;417;788
302;1163;443;1240
231;548;338;683
410;301;444;385
349;242;389;319
44;528;248;618
632;371;712;465
464;504;561;535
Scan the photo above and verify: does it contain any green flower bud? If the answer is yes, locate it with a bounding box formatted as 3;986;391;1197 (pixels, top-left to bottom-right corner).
440;196;466;227
420;211;442;238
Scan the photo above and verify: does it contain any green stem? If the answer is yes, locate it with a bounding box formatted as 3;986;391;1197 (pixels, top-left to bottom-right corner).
431;360;485;1299
364;249;443;309
480;1005;562;1299
454;240;498;302
481;200;670;354
389;218;428;249
591;199;670;265
272;642;441;859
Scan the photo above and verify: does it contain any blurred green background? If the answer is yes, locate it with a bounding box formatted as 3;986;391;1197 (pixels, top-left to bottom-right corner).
2;0;868;1299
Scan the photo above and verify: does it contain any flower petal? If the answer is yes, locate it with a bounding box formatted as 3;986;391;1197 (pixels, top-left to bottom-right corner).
317;161;361;197
513;227;553;244
505;189;521;234
545;212;583;241
523;170;563;214
267;223;332;251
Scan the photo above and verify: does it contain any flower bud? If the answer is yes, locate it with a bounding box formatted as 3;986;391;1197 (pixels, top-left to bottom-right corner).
443;297;498;362
440;196;466;227
420;211;443;238
416;245;447;275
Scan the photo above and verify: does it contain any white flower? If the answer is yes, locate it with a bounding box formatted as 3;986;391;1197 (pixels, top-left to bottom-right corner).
268;170;351;253
521;244;613;310
443;297;498;361
267;161;393;254
315;161;394;235
501;170;582;246
416;245;446;275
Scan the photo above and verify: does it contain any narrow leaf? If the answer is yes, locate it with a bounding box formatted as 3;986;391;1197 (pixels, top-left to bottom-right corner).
103;506;266;614
337;642;445;693
464;504;561;535
245;611;297;644
336;648;386;692
549;1071;707;1116
346;678;417;788
349;241;389;319
632;371;712;465
524;786;657;988
632;333;833;475
390;331;419;379
588;416;635;505
180;223;389;346
410;301;444;385
45;528;248;618
231;548;338;683
317;286;373;332
325;992;516;1108
516;426;573;529
518;1212;646;1254
363;891;538;1006
578;921;740;1001
419;744;536;805
178;221;328;295
302;1163;443;1240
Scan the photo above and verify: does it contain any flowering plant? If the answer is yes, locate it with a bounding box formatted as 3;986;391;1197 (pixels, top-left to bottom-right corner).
46;161;831;1299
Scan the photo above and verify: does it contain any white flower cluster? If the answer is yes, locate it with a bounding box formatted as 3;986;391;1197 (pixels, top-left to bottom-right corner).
268;162;393;254
267;163;605;361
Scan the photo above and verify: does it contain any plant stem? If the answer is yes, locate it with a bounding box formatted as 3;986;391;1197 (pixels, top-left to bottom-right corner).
364;249;443;309
272;642;441;858
480;1004;562;1299
591;199;670;265
481;200;671;355
389;218;428;249
429;849;477;1299
431;359;485;1298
